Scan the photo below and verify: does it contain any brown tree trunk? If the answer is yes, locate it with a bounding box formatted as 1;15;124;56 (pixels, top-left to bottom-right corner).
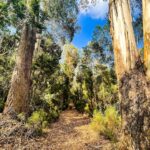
109;0;150;149
109;0;138;80
143;0;150;78
119;63;150;149
3;24;36;115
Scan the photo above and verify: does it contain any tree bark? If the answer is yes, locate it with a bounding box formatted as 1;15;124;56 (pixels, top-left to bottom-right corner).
143;0;150;78
109;0;150;149
3;24;36;115
109;0;138;80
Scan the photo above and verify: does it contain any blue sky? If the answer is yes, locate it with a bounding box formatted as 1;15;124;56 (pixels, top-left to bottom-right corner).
72;0;143;49
72;0;108;49
72;15;106;49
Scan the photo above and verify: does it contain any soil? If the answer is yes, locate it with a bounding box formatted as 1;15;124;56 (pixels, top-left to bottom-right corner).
0;109;111;150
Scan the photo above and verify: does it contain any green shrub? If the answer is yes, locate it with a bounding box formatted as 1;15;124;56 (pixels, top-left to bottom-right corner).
31;48;66;123
91;106;121;141
84;103;90;114
27;109;48;134
47;106;59;123
0;98;5;112
74;99;87;113
84;103;93;116
0;54;15;112
17;112;26;122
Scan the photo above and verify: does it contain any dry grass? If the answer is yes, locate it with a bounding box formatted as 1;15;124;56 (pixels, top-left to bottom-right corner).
0;110;112;150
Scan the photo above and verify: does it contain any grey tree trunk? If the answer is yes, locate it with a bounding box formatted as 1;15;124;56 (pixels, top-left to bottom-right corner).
3;24;36;115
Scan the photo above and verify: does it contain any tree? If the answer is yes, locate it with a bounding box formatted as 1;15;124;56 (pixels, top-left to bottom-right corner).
143;0;150;78
3;24;36;114
109;0;150;149
61;44;79;107
3;0;78;115
92;22;114;67
109;0;139;80
62;44;79;78
3;0;38;115
80;0;149;148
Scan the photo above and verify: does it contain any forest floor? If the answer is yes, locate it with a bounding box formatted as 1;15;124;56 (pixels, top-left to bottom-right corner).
0;109;112;150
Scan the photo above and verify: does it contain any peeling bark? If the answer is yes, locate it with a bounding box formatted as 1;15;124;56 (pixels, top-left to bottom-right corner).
109;0;138;80
109;0;150;149
143;0;150;78
3;24;36;115
120;61;150;149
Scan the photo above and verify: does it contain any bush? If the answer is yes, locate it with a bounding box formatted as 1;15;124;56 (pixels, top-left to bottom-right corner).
27;109;48;134
46;106;59;123
0;98;5;112
27;107;59;135
74;99;87;113
0;54;15;112
84;103;90;114
91;106;121;141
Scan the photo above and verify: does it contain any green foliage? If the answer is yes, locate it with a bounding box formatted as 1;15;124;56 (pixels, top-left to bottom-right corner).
17;112;26;122
0;0;121;144
74;99;87;113
1;0;78;42
62;44;79;78
84;103;91;115
0;1;10;30
0;100;4;112
91;22;113;66
31;37;67;124
28;109;47;126
27;109;48;134
45;0;79;41
91;106;121;141
0;34;16;112
71;51;118;115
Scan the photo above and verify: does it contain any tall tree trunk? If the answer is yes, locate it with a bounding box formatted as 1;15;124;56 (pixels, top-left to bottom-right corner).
3;24;36;115
109;0;138;80
143;0;150;78
110;0;150;149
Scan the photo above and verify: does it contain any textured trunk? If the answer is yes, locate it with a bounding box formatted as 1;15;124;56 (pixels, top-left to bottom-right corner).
109;0;138;80
110;0;150;149
3;24;36;115
119;63;150;150
143;0;150;78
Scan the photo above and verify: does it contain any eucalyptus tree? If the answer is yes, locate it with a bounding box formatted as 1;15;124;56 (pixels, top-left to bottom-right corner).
143;0;150;78
61;44;79;107
2;0;38;115
80;0;149;149
109;1;150;149
92;22;114;67
109;0;139;80
2;0;78;115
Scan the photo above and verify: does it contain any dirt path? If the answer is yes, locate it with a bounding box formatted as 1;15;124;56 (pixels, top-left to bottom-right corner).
0;109;111;150
33;109;110;150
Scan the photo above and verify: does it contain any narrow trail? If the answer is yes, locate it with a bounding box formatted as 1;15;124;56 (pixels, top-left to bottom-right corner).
0;109;111;150
29;109;110;150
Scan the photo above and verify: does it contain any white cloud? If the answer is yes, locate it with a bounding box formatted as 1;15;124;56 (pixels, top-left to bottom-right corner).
79;0;108;19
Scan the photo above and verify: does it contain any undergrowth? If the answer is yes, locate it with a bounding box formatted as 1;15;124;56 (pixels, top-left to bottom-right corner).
90;106;121;142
